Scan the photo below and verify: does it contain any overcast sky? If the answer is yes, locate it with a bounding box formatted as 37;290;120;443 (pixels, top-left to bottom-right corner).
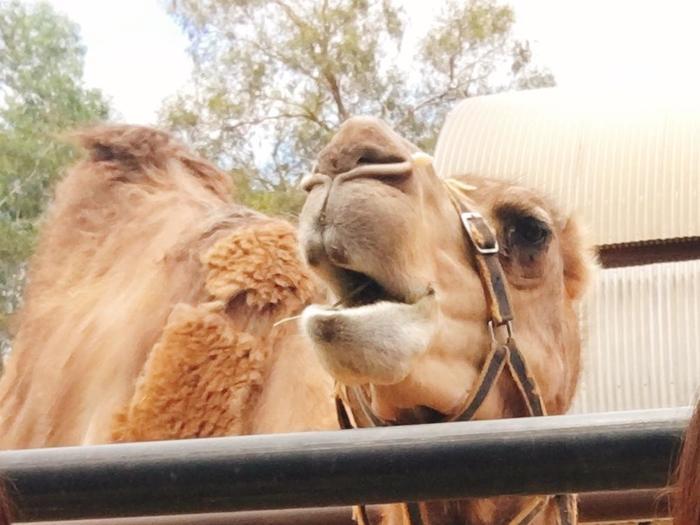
47;0;700;125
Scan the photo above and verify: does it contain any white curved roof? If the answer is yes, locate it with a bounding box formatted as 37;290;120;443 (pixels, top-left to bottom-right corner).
434;88;700;245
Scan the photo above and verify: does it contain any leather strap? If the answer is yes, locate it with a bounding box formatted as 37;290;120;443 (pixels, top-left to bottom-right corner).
404;502;424;525
336;395;354;430
451;343;509;422
505;339;547;417
509;496;549;525
459;209;514;325
555;494;578;525
352;504;372;525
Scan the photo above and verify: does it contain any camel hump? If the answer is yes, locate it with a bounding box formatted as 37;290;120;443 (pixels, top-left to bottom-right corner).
73;125;176;168
69;125;232;198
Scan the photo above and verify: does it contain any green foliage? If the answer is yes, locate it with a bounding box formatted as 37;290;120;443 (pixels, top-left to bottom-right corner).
162;0;555;215
231;170;306;220
0;0;110;351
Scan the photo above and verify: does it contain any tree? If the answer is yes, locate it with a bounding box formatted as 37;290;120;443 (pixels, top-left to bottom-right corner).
162;0;554;215
0;1;110;354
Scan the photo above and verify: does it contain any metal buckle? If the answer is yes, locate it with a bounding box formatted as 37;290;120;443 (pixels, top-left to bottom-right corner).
460;211;499;254
488;320;513;343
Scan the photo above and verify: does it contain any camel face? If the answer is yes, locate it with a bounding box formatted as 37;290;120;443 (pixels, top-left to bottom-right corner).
299;116;593;421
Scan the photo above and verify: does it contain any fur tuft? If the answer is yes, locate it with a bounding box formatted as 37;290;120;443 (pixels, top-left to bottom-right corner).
203;223;316;313
69;124;232;198
111;304;265;441
560;214;599;301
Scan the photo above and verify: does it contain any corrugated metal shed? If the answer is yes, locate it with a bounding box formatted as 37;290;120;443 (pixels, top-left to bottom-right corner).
435;88;700;246
434;88;700;412
575;259;700;412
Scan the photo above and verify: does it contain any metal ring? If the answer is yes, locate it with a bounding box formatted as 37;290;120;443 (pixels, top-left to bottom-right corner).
488;320;513;343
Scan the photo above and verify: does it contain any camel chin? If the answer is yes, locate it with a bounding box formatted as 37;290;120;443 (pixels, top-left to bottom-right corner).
301;292;437;386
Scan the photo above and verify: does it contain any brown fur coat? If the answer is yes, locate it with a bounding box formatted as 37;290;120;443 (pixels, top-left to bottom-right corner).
0;125;335;450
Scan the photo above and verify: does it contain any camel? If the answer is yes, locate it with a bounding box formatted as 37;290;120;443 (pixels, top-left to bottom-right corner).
0;120;595;524
296;117;593;524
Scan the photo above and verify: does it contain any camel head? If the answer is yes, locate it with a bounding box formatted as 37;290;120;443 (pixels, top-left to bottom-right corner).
299;116;595;423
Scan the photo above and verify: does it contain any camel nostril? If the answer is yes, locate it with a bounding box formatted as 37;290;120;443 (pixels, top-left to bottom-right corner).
327;243;348;266
304;236;325;267
355;149;407;167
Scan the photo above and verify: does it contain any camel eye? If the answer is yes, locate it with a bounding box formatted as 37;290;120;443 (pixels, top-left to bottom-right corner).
499;213;552;284
507;216;550;247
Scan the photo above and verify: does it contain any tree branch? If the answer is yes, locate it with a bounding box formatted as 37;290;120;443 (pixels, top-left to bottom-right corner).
222;112;323;133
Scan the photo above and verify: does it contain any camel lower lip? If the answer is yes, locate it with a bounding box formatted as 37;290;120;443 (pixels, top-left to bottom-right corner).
300;294;438;386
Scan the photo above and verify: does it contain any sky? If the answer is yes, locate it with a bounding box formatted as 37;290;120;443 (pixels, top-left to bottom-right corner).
46;0;700;125
47;0;192;123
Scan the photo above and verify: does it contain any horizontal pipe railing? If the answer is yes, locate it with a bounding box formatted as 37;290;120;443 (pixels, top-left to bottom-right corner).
19;489;673;525
2;408;689;522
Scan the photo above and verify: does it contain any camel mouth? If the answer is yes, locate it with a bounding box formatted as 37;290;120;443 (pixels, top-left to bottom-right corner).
332;267;408;308
301;288;438;386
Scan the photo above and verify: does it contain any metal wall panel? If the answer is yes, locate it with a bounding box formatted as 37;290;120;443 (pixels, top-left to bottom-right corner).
572;260;700;412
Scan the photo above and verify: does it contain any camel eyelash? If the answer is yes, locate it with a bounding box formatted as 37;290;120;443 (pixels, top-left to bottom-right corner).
507;216;551;246
496;203;552;227
495;205;552;248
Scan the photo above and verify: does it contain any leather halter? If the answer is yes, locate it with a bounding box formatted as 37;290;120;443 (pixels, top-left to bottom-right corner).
322;156;577;525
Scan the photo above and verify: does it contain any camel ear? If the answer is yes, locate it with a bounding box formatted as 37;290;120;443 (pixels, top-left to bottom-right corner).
560;215;598;301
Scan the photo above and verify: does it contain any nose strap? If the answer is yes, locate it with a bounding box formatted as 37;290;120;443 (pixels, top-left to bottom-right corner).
334;160;413;182
450;344;509;421
301;160;412;190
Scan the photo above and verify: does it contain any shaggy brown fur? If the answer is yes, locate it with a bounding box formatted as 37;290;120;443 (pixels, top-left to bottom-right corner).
675;400;700;525
0;125;333;449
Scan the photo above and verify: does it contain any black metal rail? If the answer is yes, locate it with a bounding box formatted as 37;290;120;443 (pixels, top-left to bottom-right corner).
2;408;689;522
17;490;673;525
